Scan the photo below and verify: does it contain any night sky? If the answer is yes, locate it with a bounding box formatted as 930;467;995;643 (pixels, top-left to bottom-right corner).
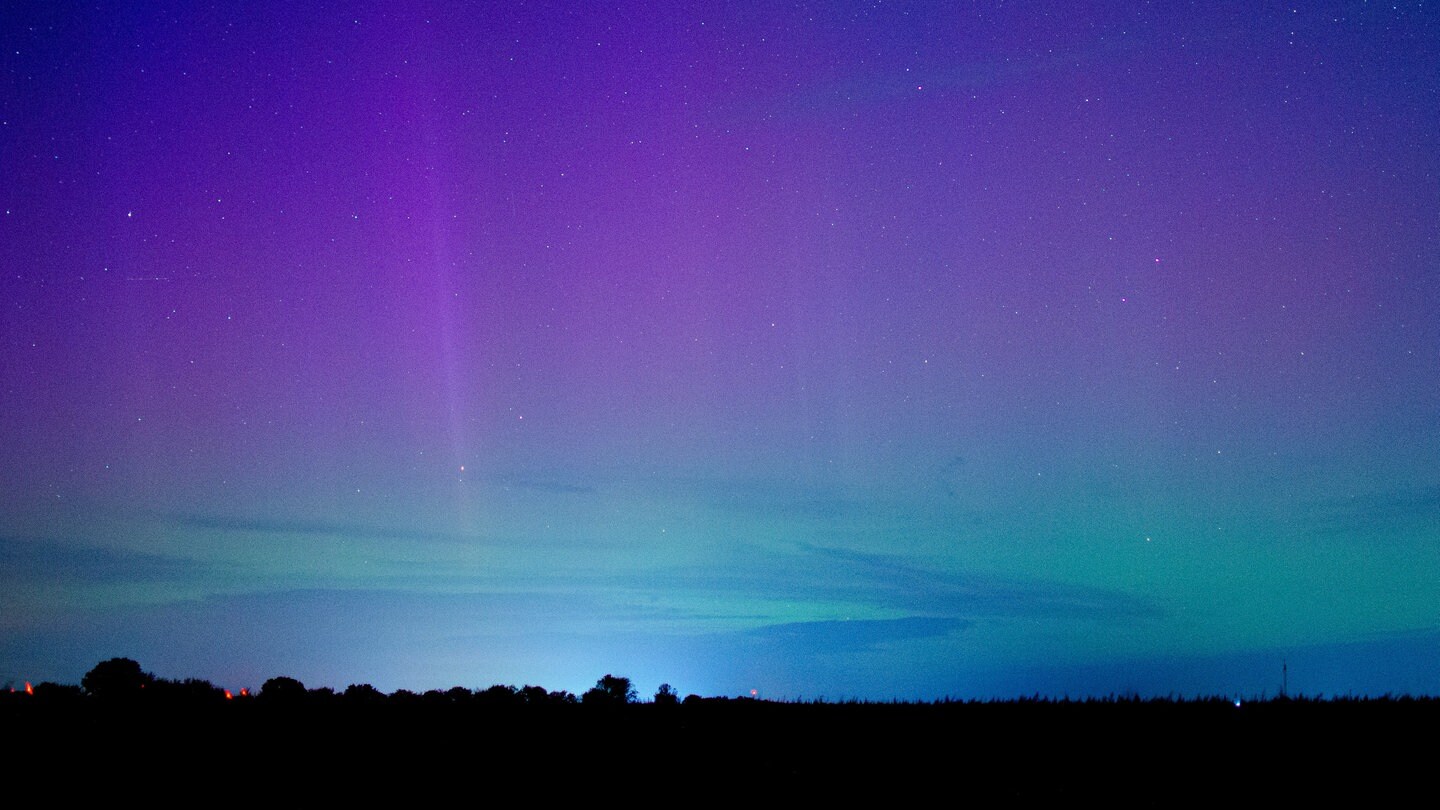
3;1;1437;700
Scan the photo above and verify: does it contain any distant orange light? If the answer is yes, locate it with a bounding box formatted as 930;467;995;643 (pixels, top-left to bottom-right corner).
239;688;249;697
224;689;234;700
25;682;33;695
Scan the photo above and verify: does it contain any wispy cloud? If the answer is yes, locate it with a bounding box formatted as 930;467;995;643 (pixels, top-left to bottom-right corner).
162;513;476;544
0;535;204;584
612;542;1160;624
744;616;970;653
1307;486;1440;541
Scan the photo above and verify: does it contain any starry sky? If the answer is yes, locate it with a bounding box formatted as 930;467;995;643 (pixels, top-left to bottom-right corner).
2;1;1437;700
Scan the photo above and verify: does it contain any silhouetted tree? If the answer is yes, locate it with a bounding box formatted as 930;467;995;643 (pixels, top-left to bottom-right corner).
307;686;339;706
390;688;422;707
32;681;85;704
343;683;385;705
654;683;679;706
477;684;521;708
82;658;154;700
583;674;636;706
259;676;307;703
152;677;227;704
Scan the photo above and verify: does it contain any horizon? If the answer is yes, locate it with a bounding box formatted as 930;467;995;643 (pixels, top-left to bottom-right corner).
14;653;1439;704
3;1;1437;701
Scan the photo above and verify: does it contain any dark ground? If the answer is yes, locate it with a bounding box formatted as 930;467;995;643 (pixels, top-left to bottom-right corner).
6;693;1433;803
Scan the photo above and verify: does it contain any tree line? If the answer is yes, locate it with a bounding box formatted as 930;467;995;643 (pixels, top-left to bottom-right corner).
4;657;688;709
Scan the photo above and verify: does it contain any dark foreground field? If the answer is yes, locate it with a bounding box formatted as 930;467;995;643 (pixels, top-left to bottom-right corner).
6;693;1434;802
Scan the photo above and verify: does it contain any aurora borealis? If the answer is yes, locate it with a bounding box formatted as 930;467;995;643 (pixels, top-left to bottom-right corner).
2;1;1437;699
